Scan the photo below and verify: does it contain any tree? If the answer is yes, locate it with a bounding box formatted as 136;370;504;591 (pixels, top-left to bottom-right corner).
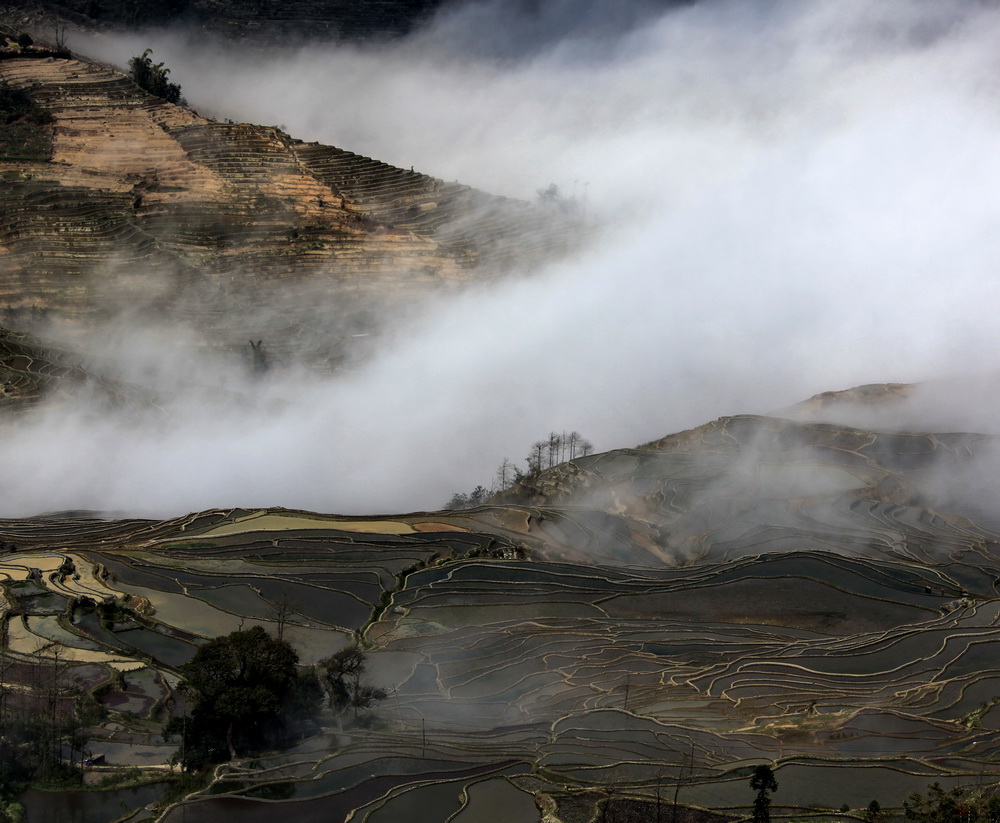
527;440;547;474
750;765;778;823
443;485;488;510
547;432;562;467
904;784;1000;823
444;429;594;509
319;645;386;722
128;49;184;104
864;800;882;823
269;590;299;642
536;183;560;204
0;648;90;790
248;339;268;375
445;492;471;510
494;458;515;491
567;430;581;459
177;626;299;761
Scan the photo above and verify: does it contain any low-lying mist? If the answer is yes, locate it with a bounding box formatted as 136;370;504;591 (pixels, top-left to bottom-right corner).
10;0;1000;518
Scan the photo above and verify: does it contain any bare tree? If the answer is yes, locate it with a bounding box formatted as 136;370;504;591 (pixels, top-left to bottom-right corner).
494;457;515;491
270;589;299;642
567;431;581;459
527;441;547;474
319;645;386;721
547;432;562;468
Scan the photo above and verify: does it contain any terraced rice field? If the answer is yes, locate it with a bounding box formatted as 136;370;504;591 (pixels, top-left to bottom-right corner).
0;57;582;368
3;414;1000;821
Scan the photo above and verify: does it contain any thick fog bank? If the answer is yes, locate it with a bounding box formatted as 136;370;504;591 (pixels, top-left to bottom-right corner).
11;0;1000;517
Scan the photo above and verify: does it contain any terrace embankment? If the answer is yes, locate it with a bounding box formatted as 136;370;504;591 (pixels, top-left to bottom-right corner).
0;57;580;362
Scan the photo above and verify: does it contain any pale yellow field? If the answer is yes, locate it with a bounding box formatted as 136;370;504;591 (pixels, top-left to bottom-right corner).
0;552;65;581
6;616;143;669
198;511;416;536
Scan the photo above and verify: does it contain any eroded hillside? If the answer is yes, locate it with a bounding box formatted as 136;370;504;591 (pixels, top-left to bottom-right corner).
0;56;579;364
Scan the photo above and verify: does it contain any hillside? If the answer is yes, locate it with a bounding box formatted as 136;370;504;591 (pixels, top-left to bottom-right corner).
0;54;579;366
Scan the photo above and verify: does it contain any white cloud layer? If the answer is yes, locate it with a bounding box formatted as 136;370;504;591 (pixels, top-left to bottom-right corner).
13;0;1000;517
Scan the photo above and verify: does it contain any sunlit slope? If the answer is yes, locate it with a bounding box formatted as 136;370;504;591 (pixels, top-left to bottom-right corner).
0;57;577;358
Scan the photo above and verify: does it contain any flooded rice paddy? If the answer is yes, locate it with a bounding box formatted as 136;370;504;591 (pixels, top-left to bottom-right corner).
3;417;1000;820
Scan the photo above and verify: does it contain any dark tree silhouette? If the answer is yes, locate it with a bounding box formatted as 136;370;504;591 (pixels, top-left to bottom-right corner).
319;645;386;720
249;339;268;375
750;765;778;823
904;783;1000;823
528;440;547;474
128;49;184;104
177;626;299;761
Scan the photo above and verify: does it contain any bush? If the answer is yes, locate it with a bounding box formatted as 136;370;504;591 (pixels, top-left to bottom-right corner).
128;49;184;105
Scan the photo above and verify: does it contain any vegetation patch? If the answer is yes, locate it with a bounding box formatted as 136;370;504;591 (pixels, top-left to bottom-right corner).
0;83;53;161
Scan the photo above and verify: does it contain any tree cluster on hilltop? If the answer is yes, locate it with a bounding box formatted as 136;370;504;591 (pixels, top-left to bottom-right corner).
128;49;184;105
445;430;593;510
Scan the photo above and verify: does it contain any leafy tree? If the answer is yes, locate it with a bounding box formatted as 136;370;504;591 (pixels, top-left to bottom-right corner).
128;49;184;104
176;626;299;762
750;765;778;823
864;800;882;823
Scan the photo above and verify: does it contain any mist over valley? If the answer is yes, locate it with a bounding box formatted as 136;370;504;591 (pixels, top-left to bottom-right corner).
2;2;1000;822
